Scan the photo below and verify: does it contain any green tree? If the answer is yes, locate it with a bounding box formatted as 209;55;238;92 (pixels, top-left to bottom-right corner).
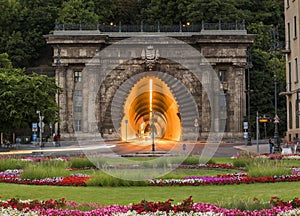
0;53;12;68
247;22;286;138
0;0;21;54
5;31;31;68
0;66;60;135
238;0;284;26
145;0;182;24
57;0;99;23
109;0;141;24
186;0;245;23
94;0;114;24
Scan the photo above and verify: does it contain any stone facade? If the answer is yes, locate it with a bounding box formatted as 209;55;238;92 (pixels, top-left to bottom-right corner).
45;30;255;140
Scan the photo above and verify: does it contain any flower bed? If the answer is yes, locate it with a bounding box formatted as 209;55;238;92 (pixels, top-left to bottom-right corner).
150;173;300;186
0;196;299;216
1;168;300;187
0;169;89;186
178;163;244;170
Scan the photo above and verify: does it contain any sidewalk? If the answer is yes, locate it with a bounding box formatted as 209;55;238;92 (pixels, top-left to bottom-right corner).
234;142;270;154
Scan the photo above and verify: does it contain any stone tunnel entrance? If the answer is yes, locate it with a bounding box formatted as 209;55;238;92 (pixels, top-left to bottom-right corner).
119;76;181;142
110;70;201;144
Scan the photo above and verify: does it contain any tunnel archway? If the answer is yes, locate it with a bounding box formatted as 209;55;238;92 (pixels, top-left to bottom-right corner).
120;76;181;142
111;71;200;145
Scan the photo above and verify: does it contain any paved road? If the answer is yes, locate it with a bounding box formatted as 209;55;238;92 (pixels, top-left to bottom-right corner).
0;139;271;158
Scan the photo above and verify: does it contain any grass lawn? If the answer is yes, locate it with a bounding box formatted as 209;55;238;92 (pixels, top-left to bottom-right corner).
0;182;298;205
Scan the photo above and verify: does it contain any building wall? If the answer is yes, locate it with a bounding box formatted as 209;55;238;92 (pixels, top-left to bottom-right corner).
45;32;255;140
284;0;300;141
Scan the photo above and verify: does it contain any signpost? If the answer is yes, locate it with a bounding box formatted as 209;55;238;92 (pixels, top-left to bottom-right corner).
32;122;38;142
36;111;44;147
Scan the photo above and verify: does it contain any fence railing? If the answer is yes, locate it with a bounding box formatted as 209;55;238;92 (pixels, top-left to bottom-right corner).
54;21;245;32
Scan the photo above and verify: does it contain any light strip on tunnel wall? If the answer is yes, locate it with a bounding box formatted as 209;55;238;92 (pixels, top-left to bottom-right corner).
149;79;153;112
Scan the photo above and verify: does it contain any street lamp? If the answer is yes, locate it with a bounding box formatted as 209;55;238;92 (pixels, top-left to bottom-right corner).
151;111;155;152
271;26;280;152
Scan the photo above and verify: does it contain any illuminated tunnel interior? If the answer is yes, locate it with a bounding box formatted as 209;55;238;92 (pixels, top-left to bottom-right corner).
120;76;181;141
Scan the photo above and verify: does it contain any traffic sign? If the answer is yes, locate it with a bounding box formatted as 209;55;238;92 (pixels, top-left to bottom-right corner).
39;122;45;128
243;122;248;129
32;123;38;129
274;115;280;123
258;117;272;123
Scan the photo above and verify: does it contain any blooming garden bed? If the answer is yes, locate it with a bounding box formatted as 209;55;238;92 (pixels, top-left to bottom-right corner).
0;196;299;216
0;167;299;187
0;154;299;215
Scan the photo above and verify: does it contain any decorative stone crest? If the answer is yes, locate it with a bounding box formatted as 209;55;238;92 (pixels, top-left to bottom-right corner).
141;45;160;71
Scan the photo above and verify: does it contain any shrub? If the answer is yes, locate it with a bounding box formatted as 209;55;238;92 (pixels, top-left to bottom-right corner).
232;157;251;168
217;197;272;211
182;157;200;165
86;171;148;187
130;196;194;213
0;158;30;171
70;157;96;169
246;158;293;177
21;160;70;180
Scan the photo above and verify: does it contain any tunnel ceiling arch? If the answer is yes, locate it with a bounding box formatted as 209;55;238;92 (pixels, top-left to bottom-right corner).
111;71;199;142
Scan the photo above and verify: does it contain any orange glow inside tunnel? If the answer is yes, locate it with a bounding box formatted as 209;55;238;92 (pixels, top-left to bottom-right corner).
121;76;181;142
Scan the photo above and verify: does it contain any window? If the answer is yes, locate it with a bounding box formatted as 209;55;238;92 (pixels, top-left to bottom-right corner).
288;62;292;91
74;71;82;82
295;58;299;83
74;120;82;131
287;0;290;8
294;16;297;38
74;90;82;112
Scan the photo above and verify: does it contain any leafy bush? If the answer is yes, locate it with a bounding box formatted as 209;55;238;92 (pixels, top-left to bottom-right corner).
21;160;70;180
86;171;148;187
217;197;272;211
0;158;30;171
246;158;292;177
232;157;251;168
130;196;194;213
182;157;200;165
70;157;96;169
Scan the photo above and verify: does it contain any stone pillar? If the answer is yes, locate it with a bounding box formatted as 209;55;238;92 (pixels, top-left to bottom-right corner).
66;68;74;133
234;66;246;134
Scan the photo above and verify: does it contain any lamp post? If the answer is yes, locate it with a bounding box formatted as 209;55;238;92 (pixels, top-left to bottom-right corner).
151;111;155;152
271;26;280;152
246;47;253;146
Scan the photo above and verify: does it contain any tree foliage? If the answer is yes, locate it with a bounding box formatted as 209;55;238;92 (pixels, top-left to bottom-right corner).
0;0;287;137
0;62;60;134
57;0;99;23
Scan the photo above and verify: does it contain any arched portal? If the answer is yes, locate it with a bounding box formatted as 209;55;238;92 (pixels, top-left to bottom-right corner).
120;76;181;142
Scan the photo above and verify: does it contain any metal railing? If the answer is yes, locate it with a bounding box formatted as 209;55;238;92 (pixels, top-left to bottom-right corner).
54;21;245;32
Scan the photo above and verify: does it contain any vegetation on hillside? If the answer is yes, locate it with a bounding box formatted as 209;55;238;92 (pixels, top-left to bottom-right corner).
0;0;286;137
